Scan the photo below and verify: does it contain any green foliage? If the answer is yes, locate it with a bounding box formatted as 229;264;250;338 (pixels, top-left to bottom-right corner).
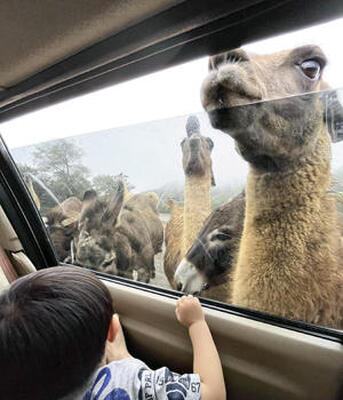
32;139;91;201
152;182;184;213
18;139;91;211
18;163;58;211
151;181;244;214
17;140;136;213
211;183;244;210
92;173;134;197
18;163;39;176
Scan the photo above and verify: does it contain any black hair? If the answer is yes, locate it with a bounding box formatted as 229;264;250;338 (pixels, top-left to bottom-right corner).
0;266;114;400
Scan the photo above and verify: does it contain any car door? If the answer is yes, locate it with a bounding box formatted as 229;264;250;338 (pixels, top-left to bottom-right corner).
0;1;343;399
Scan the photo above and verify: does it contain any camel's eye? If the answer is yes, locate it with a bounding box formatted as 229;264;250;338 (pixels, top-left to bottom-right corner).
213;233;229;241
300;59;321;80
213;230;231;241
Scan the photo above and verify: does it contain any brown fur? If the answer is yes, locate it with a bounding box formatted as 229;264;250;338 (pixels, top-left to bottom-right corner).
236;131;343;327
125;192;163;254
75;184;163;282
201;46;343;328
164;199;184;285
174;192;245;302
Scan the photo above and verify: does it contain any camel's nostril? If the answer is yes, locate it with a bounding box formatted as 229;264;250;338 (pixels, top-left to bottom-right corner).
177;282;183;291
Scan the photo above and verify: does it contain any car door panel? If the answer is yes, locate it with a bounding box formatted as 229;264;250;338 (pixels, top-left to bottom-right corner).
105;280;343;400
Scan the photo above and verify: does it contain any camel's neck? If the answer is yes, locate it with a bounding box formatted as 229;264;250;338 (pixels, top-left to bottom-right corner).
183;173;212;254
239;129;340;277
247;133;331;214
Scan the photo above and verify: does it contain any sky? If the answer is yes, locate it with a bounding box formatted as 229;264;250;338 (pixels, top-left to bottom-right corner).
11;112;250;193
1;17;343;149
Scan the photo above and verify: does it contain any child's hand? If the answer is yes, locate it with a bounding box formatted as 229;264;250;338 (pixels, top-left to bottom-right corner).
175;295;205;328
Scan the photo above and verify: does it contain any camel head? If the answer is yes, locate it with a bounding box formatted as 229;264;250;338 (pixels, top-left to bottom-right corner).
45;210;79;262
44;197;81;262
74;185;124;274
201;45;328;172
182;115;216;185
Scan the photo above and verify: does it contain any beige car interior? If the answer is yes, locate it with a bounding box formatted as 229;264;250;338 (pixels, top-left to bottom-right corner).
0;1;343;399
0;0;184;88
0;206;36;290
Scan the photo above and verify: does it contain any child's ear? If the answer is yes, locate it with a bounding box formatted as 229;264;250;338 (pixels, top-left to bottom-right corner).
107;314;120;342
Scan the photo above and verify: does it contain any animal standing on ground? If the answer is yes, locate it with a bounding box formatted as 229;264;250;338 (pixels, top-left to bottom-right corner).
126;191;164;254
201;45;343;328
164;115;215;287
74;182;163;282
174;191;245;301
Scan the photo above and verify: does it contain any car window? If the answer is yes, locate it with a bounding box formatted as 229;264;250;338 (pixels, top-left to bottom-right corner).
1;17;343;333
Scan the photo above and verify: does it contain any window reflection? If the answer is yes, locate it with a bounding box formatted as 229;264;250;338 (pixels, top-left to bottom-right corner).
12;46;343;331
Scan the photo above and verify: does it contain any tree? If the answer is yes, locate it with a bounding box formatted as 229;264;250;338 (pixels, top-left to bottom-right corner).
92;173;134;197
18;140;138;212
31;139;91;202
17;163;58;210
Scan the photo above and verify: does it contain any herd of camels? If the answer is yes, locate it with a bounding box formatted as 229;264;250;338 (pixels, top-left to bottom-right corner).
28;45;343;330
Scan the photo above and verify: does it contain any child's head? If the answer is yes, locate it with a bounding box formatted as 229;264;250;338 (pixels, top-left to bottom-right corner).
0;266;114;400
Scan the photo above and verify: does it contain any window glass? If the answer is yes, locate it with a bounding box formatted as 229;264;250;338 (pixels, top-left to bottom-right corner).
1;17;343;331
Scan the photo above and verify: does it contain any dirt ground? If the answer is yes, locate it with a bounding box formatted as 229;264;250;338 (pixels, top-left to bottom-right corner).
150;213;172;290
150;250;171;289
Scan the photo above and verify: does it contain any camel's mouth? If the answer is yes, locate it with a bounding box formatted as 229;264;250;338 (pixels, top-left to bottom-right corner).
209;108;288;172
208;108;233;129
207;107;252;133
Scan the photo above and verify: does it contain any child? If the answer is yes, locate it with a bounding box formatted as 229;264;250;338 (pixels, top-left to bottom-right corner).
0;266;226;400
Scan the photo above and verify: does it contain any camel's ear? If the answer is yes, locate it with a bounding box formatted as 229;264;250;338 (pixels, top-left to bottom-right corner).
327;90;343;143
81;189;97;211
83;189;97;202
102;182;124;227
206;137;214;151
320;85;343;143
208;53;226;72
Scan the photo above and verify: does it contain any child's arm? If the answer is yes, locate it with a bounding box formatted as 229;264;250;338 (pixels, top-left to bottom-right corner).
176;295;226;400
